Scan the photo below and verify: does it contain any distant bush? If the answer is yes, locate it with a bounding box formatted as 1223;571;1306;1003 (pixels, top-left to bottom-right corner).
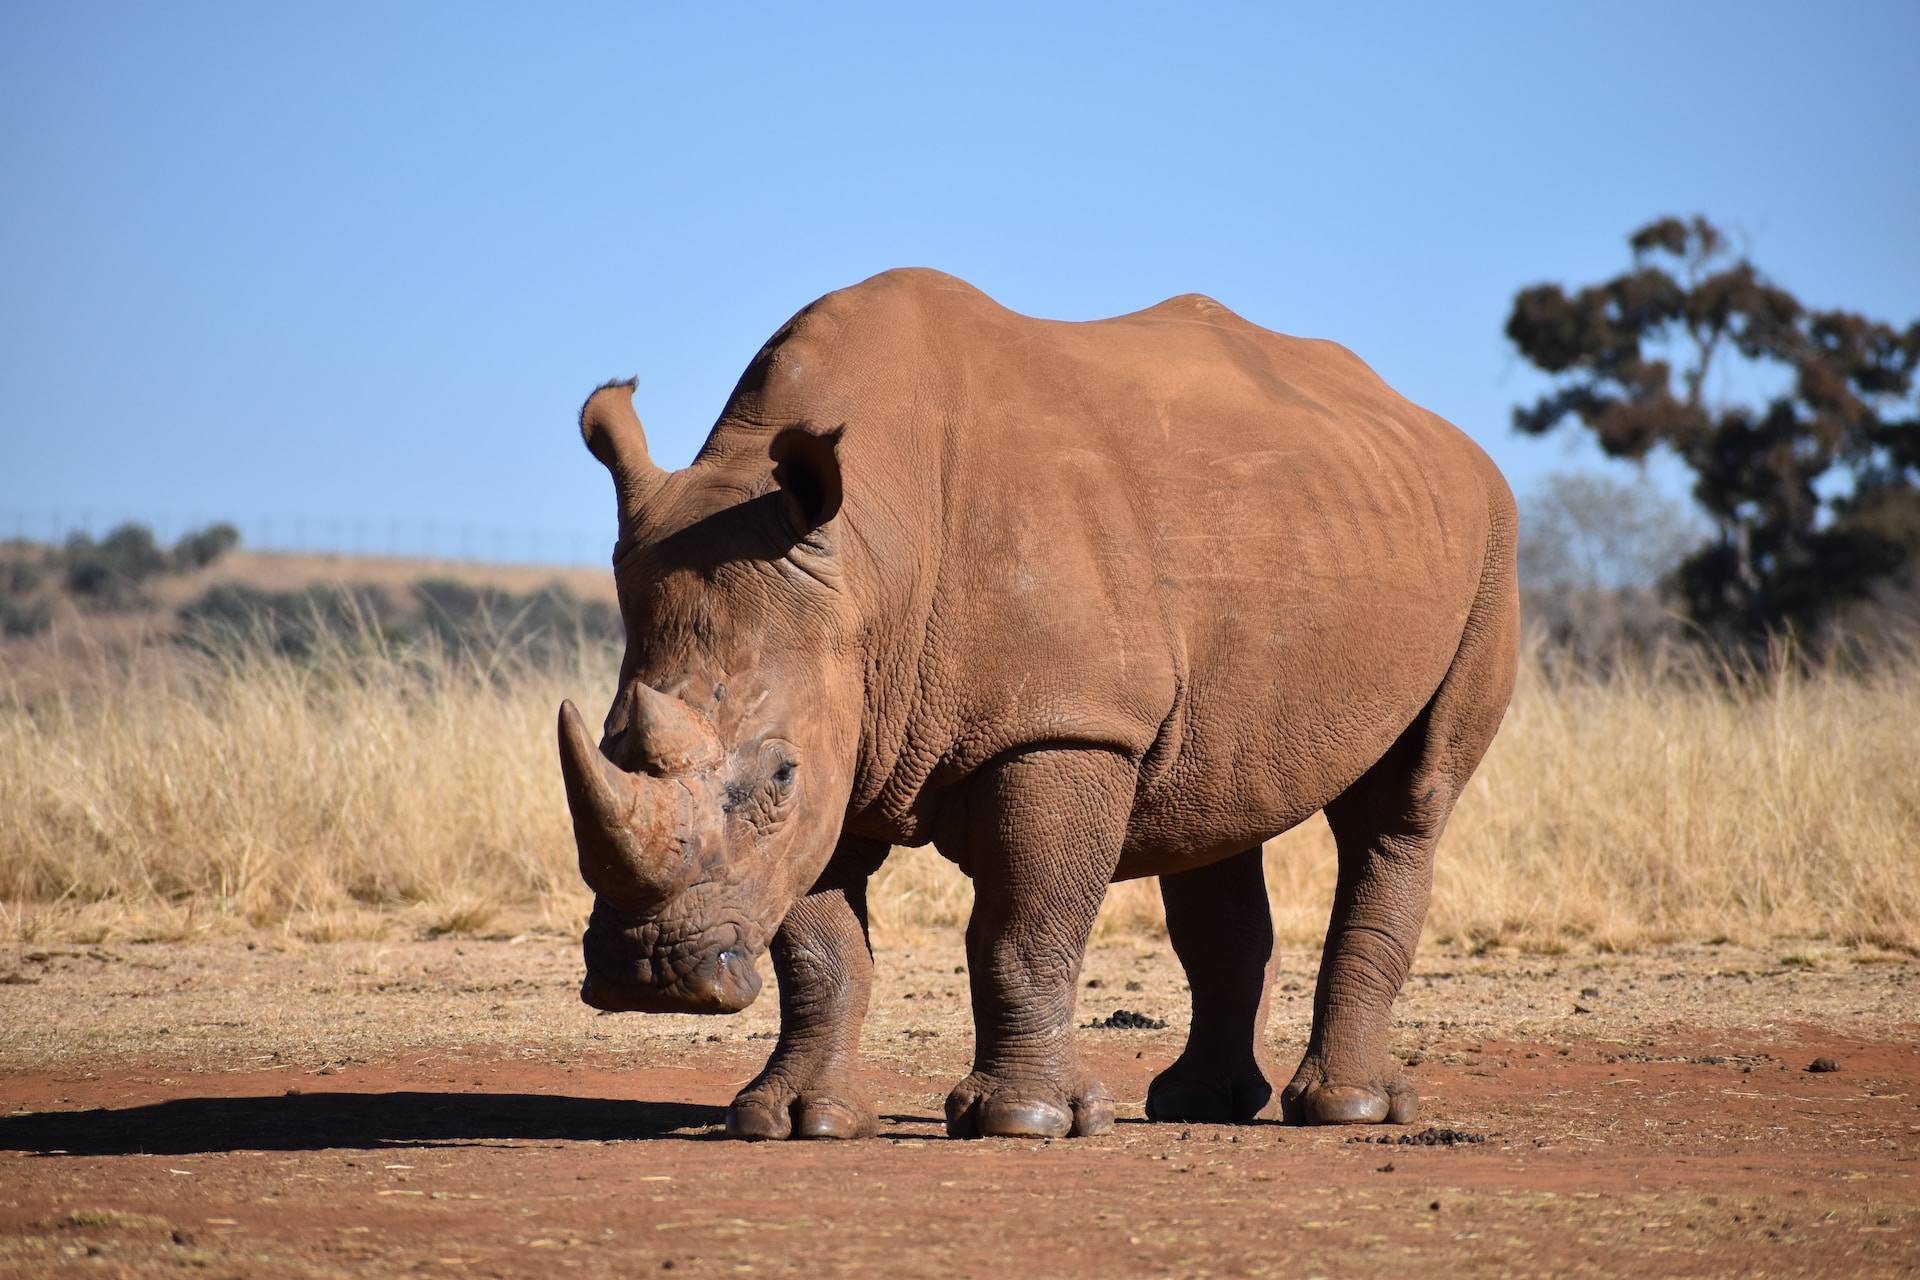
177;582;399;660
16;521;247;617
0;595;51;637
63;523;171;610
176;576;619;667
3;556;47;602
3;556;46;598
172;522;241;572
2;550;55;636
411;577;619;665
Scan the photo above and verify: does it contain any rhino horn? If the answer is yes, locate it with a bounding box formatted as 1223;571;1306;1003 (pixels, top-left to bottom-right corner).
557;699;687;909
579;379;667;510
626;680;725;775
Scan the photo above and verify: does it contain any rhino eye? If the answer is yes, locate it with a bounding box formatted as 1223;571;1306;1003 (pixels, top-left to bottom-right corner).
771;761;797;788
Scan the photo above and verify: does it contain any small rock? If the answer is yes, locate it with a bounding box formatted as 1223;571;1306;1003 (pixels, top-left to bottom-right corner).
1580;986;1600;998
1124;980;1144;992
1085;1008;1167;1030
1377;1161;1395;1173
1807;1057;1840;1073
0;973;39;985
1085;978;1103;989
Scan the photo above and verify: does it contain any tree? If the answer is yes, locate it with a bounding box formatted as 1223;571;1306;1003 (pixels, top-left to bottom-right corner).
1518;470;1699;597
1505;216;1920;647
1517;471;1697;665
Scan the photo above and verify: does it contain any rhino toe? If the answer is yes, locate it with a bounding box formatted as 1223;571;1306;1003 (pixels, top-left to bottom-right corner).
726;1083;876;1141
792;1094;874;1140
1282;1080;1419;1126
945;1071;1114;1139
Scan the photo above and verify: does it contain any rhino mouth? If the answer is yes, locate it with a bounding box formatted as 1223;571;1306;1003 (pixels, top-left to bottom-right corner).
579;946;763;1014
580;906;765;1014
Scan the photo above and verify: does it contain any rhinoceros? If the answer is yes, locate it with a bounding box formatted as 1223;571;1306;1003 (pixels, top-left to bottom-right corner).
558;268;1518;1140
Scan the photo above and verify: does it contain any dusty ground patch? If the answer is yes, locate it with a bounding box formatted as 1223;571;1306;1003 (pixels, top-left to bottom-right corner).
1;937;1915;1277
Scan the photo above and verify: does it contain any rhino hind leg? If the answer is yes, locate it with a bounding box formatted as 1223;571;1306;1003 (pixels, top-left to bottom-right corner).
1284;544;1520;1126
942;748;1134;1139
726;839;889;1141
1145;846;1286;1124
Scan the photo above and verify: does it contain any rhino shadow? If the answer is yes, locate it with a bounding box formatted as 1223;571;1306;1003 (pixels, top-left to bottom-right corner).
0;1091;725;1156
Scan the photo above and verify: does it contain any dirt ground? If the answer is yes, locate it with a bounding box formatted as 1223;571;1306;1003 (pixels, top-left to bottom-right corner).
1;934;1914;1278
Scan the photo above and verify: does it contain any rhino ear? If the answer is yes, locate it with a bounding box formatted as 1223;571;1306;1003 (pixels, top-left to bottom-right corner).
579;379;666;506
769;425;844;533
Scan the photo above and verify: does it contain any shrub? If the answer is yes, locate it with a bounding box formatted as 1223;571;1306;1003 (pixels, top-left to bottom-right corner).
2;556;46;598
411;577;619;666
177;582;400;660
0;595;51;637
62;523;170;610
172;522;241;572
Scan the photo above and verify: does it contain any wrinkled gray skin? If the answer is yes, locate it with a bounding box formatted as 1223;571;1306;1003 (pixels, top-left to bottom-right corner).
560;269;1519;1140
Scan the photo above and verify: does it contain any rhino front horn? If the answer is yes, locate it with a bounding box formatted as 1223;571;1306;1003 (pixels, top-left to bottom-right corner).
556;699;687;910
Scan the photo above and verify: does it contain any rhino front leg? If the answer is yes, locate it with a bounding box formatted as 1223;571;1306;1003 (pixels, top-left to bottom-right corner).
943;748;1133;1139
726;838;889;1140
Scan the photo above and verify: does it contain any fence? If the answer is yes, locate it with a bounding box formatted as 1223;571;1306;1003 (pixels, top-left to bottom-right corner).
1;509;608;568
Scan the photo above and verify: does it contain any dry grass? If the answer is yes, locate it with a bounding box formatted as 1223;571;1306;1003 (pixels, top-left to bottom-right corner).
3;629;1916;952
0;629;592;945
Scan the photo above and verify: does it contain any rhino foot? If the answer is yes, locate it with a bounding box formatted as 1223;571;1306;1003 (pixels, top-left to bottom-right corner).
1281;1057;1419;1125
725;1079;878;1141
1145;1055;1283;1124
944;1069;1114;1139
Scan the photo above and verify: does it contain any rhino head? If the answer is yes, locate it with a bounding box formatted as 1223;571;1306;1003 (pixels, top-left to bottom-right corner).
559;379;857;1015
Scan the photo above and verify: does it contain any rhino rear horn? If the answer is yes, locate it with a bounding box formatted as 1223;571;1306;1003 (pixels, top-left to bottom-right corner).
626;681;724;775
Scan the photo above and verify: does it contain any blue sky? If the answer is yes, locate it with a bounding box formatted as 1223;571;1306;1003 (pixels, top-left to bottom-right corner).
3;2;1916;564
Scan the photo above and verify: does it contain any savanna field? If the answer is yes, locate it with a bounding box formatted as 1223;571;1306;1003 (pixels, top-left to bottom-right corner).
4;598;1916;954
3;554;1918;1277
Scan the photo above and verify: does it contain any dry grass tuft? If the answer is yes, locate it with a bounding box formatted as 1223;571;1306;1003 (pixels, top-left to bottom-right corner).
3;629;1915;952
